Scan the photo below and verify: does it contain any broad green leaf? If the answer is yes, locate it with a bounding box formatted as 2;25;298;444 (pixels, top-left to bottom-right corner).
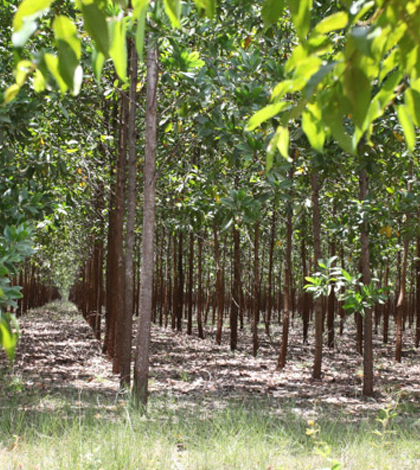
366;69;402;124
286;0;313;40
45;53;68;93
0;315;18;361
343;64;371;130
313;11;348;34
4;84;21;104
92;48;105;82
246;101;289;131
13;0;53;31
12;17;38;48
193;0;216;18
397;105;416;152
81;2;110;56
267;126;290;169
15;60;33;86
133;0;149;18
302;102;325;153
304;62;336;98
405;82;420;127
109;17;127;81
53;16;81;59
262;0;285;28
135;1;148;60
378;48;399;83
164;0;181;28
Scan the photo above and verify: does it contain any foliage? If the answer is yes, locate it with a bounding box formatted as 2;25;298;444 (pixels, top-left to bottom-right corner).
304;256;386;317
253;0;420;155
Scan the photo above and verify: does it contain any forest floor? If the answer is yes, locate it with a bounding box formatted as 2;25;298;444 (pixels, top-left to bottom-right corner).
1;301;420;469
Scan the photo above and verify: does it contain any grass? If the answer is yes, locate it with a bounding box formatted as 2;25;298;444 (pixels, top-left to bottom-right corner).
0;386;419;470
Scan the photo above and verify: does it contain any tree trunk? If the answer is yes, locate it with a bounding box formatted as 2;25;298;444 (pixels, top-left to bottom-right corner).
416;236;420;348
327;241;336;349
197;236;204;339
231;225;240;351
396;161;412;362
214;222;223;345
252;221;260;357
265;211;276;336
120;40;138;387
187;231;194;335
278;165;293;369
133;42;158;409
312;172;323;379
359;168;373;397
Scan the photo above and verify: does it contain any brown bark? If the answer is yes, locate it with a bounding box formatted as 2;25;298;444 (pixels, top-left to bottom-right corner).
312;172;323;379
252;221;260;357
360;168;373;397
120;40;138;387
416;237;420;347
278;165;294;369
197;236;204;339
133;42;158;409
230;226;240;350
187;231;194;335
265;211;276;336
214;222;224;345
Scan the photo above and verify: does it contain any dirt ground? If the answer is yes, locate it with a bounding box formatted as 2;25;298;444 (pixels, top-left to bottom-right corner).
1;303;420;415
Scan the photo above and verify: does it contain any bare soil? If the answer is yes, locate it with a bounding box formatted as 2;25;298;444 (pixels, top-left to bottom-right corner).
1;303;420;416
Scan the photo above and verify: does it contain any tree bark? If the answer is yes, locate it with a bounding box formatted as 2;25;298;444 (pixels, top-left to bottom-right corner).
230;225;240;351
312;171;323;379
252;221;260;357
133;42;158;409
359;168;373;397
278;165;293;369
120;40;138;387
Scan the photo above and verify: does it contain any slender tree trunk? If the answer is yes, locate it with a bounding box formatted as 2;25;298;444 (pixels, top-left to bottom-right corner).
197;236;204;339
312;172;323;379
133;42;158;409
120;41;138;387
278;165;293;369
396;161;412;362
231;225;240;351
112;80;129;374
214;222;223;345
252;221;260;357
265;211;276;336
327;241;336;349
187;231;194;335
176;232;184;331
416;237;420;347
360;168;373;397
301;226;310;344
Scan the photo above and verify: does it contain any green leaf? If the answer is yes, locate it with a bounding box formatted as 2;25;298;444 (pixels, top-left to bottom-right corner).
4;84;21;104
397;105;416;152
13;0;53;31
405;79;420;127
12;17;38;48
109;17;128;81
164;0;181;28
0;314;18;361
81;1;110;57
92;48;105;82
267;126;290;169
262;0;285;28
286;0;313;40
246;101;289;131
193;0;216;18
313;11;348;34
45;53;68;93
54;16;81;58
343;64;371;130
135;2;148;61
302;102;325;153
